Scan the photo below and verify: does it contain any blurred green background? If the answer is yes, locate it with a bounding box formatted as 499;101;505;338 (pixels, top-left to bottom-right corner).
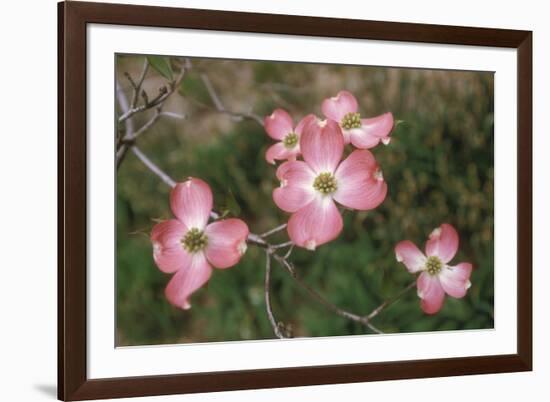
116;55;494;346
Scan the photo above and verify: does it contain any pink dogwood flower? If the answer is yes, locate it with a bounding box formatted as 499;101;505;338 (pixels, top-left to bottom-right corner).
322;90;394;149
273;117;387;250
151;178;249;310
264;109;314;164
394;223;473;315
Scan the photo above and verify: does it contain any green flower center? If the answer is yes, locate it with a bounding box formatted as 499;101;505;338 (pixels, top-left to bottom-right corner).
283;132;299;149
341;112;361;130
313;172;337;194
425;256;443;276
182;228;208;253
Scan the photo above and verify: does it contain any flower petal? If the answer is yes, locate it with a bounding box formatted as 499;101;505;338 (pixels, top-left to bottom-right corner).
150;219;191;273
333;149;387;210
439;262;473;298
349;128;382;149
170;178;213;230
321;90;358;122
395;240;427;273
294;114;317;135
425;223;459;263
264;108;294;140
300;118;344;174
265;142;299;165
349;113;394;149
417;272;446;314
287;196;343;250
205;219;249;269
273;161;316;213
165;252;212;310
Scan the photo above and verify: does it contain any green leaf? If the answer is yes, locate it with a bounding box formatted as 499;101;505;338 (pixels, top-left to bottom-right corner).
147;56;173;81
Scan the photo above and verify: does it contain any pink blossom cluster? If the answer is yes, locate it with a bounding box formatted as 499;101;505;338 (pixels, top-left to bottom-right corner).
264;90;473;314
264;90;393;250
149;90;473;316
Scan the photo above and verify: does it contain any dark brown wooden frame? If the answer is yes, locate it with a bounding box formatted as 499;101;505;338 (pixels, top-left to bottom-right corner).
58;1;532;400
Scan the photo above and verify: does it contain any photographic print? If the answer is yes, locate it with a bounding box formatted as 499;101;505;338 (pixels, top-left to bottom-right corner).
115;54;494;346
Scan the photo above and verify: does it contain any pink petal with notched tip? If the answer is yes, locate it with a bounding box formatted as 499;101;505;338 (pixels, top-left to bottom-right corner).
417;272;446;314
170;178;213;230
439;262;473;298
349;113;394;149
394;240;427;273
321;90;358;122
204;218;249;269
333;149;387;210
287;196;343;250
264;109;294;140
300;118;344;174
150;219;192;273
273;161;316;213
425;223;459;263
164;252;212;310
265;142;300;164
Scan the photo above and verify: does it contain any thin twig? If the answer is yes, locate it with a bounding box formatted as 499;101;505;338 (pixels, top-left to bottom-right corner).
272;255;383;334
130;58;149;109
118;63;186;124
264;251;285;339
116;108;162;168
130;146;176;188
116;62;186;168
365;281;416;321
260;223;287;238
197;73;264;126
271;241;293;250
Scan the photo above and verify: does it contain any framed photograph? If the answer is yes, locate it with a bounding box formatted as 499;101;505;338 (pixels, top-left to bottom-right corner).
58;1;532;400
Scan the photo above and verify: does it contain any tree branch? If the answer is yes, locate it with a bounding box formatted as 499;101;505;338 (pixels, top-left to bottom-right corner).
118;61;186;124
264;251;285;339
196;71;264;126
272;254;383;334
116;60;187;169
129;58;148;109
260;223;287;238
130;145;176;188
365;281;416;321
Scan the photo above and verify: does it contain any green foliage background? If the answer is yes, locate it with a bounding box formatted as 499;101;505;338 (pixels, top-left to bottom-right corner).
116;55;494;346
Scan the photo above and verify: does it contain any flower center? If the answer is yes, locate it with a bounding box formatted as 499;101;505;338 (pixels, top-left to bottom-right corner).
282;132;299;149
181;228;208;253
425;256;443;276
341;112;361;130
313;172;337;194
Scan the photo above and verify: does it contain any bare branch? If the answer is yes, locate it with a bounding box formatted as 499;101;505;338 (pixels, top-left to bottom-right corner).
116;61;187;169
260;223;287;238
264;251;285;339
131;58;149;109
118;63;186;124
130;146;176;188
197;73;264;126
271;241;293;250
272;255;383;334
365;281;416;321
